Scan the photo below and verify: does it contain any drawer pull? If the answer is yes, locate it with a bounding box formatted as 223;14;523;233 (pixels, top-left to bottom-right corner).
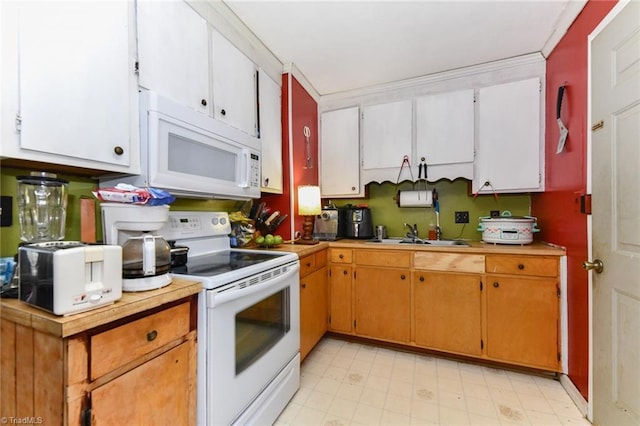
146;330;158;342
400;274;406;280
339;254;344;259
301;283;306;289
343;270;348;275
493;282;499;288
419;276;425;282
306;262;311;267
518;264;525;270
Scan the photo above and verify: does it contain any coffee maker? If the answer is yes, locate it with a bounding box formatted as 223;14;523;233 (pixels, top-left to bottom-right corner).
101;203;172;292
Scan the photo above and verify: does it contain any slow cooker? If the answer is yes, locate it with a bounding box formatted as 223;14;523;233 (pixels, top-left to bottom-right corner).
477;212;539;244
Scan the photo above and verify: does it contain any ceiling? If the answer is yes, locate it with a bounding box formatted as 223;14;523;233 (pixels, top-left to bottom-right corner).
223;0;585;96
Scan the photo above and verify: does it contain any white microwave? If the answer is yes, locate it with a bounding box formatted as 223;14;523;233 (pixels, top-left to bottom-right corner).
102;91;261;199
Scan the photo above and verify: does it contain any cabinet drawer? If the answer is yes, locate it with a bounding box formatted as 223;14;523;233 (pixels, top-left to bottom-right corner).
354;250;411;268
486;255;558;277
300;250;328;277
330;249;352;264
91;302;191;380
299;254;316;277
414;252;485;273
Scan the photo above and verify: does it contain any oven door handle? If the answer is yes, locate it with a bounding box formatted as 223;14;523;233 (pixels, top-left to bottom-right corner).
209;262;300;307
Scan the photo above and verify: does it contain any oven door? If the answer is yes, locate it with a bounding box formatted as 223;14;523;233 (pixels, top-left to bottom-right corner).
204;262;300;425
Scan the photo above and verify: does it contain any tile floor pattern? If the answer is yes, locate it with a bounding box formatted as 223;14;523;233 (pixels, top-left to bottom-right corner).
276;338;590;426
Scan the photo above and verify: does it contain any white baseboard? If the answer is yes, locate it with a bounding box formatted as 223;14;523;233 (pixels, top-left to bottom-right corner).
560;374;589;417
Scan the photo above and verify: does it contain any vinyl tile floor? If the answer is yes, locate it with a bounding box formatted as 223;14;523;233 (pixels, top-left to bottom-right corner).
276;337;590;426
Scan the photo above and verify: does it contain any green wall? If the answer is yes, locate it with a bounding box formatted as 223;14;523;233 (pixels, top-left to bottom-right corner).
1;167;531;255
0;167;243;257
331;179;531;241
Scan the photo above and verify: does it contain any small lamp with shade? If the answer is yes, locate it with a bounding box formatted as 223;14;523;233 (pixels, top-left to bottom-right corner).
296;185;321;245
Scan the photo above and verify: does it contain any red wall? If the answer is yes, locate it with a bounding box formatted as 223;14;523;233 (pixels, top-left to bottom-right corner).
262;73;318;240
531;0;617;400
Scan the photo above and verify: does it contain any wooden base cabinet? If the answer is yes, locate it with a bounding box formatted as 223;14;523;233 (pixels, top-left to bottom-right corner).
486;275;560;370
414;271;482;356
328;249;353;334
0;280;200;425
355;266;410;343
299;249;328;360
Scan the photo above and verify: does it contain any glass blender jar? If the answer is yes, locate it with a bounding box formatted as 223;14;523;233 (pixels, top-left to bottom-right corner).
17;172;68;242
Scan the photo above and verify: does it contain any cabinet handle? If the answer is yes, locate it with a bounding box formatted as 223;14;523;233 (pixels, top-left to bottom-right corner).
263;177;270;186
301;283;306;289
220;109;226;116
114;146;124;156
518;264;525;270
201;98;207;106
493;282;499;288
351;186;356;191
400;274;406;280
419;276;424;282
146;330;158;342
339;254;344;259
306;262;311;267
343;270;348;275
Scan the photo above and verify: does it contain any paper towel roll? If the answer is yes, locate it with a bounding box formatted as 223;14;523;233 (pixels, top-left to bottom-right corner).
398;190;433;207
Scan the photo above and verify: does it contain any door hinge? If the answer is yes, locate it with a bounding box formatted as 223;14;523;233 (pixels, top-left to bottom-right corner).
557;352;561;362
329;269;332;277
354;271;356;279
480;281;483;291
15;113;22;132
481;339;484;350
328;315;331;324
354;319;356;328
580;194;592;215
134;61;139;74
557;286;561;299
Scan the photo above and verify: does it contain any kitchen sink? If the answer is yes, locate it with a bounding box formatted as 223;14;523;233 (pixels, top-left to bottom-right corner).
366;238;470;247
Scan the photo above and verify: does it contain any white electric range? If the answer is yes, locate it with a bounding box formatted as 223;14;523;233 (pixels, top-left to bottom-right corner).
159;211;300;426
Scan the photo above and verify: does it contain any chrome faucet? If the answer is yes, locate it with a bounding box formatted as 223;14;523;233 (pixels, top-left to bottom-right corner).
403;223;418;239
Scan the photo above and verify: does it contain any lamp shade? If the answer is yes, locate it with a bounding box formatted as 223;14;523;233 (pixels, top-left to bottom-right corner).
297;185;321;216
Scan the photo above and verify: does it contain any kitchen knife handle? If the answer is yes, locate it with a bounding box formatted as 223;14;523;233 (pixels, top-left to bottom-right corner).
556;86;565;119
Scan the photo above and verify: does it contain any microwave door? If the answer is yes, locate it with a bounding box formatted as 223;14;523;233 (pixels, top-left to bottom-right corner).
149;112;260;198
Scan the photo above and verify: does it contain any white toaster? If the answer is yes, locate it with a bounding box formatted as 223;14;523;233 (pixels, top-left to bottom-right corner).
19;242;122;315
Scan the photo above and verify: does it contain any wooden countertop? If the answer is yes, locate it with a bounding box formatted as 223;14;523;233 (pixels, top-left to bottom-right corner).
257;240;564;257
0;278;201;338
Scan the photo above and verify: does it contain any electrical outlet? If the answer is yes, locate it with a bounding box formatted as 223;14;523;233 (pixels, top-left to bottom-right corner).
454;211;469;224
490;210;500;218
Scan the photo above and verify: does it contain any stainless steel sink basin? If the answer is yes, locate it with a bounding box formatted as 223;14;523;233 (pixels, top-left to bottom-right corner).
366;238;470;247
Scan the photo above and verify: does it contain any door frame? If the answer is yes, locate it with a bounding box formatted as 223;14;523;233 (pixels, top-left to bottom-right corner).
586;0;631;421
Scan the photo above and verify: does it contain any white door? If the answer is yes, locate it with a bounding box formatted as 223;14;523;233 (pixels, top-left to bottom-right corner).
589;1;640;424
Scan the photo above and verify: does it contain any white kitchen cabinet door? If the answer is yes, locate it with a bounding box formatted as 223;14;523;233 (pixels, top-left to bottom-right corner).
137;0;209;114
474;78;543;193
361;100;412;170
7;1;138;173
320;107;362;197
259;70;283;194
415;89;475;166
210;27;257;136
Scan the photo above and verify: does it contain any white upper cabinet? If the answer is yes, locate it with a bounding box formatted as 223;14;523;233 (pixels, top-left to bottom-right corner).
0;1;138;173
474;78;543;193
361;100;413;172
137;0;209;114
210;28;258;136
415;89;475;180
320;107;362;197
259;70;283;194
